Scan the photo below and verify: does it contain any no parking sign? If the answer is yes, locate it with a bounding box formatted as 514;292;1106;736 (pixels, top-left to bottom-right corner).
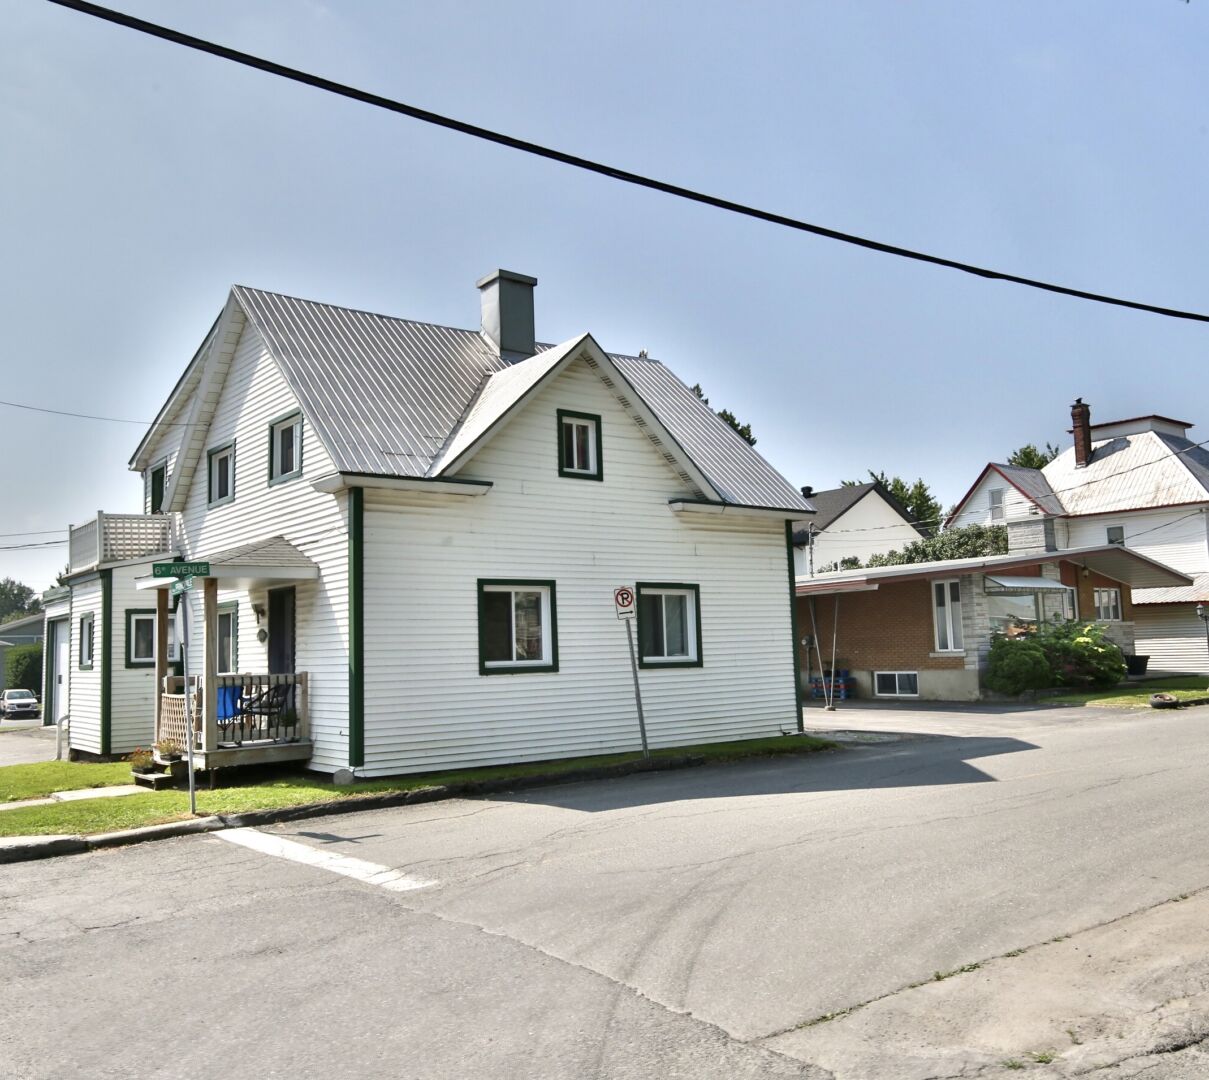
614;586;636;620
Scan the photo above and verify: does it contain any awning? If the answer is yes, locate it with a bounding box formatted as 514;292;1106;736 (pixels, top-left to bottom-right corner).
984;575;1070;594
135;535;318;592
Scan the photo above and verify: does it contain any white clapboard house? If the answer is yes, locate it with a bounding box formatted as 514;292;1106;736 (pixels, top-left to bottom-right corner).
49;270;813;774
948;399;1209;674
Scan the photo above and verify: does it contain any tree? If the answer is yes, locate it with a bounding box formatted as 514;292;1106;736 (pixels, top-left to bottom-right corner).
842;471;942;535
1008;442;1061;469
864;523;1008;568
690;384;757;446
0;579;40;624
4;643;42;693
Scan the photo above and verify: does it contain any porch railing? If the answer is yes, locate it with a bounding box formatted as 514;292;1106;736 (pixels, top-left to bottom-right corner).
69;512;178;573
158;673;309;753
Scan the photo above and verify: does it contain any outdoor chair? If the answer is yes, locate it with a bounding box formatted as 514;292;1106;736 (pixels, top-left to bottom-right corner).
239;682;296;741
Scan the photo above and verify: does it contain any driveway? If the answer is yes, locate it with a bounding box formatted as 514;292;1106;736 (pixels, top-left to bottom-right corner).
0;723;58;766
5;702;1209;1078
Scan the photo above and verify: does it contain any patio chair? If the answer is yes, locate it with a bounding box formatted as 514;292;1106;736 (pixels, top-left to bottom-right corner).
239;682;295;741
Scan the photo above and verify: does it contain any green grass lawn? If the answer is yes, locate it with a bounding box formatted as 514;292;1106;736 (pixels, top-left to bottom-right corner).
0;734;834;838
1042;677;1209;708
0;761;135;803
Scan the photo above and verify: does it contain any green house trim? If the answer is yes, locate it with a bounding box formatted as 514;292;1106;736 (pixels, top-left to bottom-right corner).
477;579;560;675
556;409;604;481
635;582;703;670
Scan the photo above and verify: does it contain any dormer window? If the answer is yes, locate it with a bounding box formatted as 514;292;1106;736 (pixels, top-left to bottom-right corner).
557;410;602;481
208;442;235;506
269;413;303;484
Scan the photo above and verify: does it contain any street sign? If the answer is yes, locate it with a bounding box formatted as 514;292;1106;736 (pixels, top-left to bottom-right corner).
614;586;636;620
153;561;210;578
169;577;194;597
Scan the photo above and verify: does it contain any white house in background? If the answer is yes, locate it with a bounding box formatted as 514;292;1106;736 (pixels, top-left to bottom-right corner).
791;482;924;576
51;269;814;774
948;399;1209;674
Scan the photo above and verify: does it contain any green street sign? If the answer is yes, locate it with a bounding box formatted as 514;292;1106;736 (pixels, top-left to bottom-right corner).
169;578;194;597
153;561;210;578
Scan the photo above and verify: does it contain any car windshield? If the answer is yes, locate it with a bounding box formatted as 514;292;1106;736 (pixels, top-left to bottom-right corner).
7;691;35;700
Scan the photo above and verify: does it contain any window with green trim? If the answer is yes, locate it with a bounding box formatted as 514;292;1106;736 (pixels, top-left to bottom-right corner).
557;410;602;480
149;461;167;514
217;602;238;672
208;442;235;506
636;583;702;667
478;580;558;673
269;413;302;484
79;613;94;670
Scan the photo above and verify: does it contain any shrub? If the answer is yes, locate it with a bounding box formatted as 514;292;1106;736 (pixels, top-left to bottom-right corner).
1035;620;1127;688
4;644;42;693
984;637;1053;694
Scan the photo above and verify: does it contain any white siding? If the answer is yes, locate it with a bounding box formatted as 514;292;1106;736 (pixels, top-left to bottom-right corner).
1064;508;1209;576
141;448;179;515
109;563;160;754
175;323;350;771
362;358;797;776
796;492;923;574
1135;607;1209;674
68;578;103;754
949;472;1037;529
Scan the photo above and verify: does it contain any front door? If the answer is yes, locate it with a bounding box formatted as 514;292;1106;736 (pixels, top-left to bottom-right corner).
51;619;69;725
267;587;296;676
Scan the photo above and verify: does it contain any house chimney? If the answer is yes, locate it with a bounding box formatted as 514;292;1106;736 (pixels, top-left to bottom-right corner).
477;269;537;360
800;486;814;499
1070;397;1092;468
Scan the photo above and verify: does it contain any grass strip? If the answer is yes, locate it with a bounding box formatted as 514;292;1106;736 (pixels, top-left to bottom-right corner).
1042;677;1209;708
0;734;834;838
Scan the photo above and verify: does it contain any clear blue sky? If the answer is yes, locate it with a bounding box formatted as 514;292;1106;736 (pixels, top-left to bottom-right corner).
3;1;1207;590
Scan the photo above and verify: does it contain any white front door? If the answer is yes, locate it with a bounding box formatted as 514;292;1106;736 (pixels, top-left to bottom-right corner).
53;620;69;723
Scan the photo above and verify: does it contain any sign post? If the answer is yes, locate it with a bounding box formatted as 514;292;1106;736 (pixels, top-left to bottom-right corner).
175;592;197;815
614;587;649;759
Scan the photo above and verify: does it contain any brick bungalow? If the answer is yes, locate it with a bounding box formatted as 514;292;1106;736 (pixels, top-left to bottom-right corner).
795;545;1191;701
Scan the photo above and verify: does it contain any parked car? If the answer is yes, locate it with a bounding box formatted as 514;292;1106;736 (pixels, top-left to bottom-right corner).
1;688;40;718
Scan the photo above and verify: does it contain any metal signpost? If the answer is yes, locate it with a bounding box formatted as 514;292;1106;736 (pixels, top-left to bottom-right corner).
174;588;197;815
614;587;649;758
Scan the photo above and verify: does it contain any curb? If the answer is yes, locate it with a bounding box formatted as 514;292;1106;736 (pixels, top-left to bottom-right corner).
1;751;730;864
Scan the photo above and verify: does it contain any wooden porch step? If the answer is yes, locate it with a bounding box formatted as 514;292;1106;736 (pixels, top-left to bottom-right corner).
132;771;179;790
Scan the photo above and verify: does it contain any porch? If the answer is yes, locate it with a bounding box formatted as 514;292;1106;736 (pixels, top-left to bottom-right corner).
140;536;320;771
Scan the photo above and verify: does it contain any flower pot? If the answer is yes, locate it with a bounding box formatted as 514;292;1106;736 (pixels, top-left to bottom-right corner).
1125;654;1150;676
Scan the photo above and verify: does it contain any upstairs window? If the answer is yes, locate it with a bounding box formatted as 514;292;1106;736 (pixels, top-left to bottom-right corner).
478;581;558;673
269;413;303;484
208;442;235;506
932;579;965;652
1106;525;1125;546
1094;588;1122;621
988;488;1005;523
557;410;602;481
149;462;167;514
637;583;701;667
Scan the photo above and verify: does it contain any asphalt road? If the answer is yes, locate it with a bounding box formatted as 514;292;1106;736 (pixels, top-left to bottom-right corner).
5;703;1209;1079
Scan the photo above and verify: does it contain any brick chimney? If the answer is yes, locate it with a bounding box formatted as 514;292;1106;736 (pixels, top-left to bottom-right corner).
477;269;537;361
1070;398;1092;468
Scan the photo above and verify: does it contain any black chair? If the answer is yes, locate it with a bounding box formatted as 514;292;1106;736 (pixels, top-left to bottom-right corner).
239;682;295;741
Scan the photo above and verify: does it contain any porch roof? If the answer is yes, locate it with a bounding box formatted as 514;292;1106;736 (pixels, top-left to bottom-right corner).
135;536;319;591
795;544;1193;596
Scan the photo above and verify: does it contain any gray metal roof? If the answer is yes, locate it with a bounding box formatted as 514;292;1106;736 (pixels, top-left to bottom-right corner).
233;286;810;513
204;535;317;568
789;482;921;541
994;464;1066;516
1131;571;1209;606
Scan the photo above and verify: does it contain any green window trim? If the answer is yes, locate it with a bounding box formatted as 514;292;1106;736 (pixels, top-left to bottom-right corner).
124;608;157;668
347;487;364;768
267;410;304;487
100;568;112;755
78;612;95;670
217;601;239;673
148;457;168;515
556;409;604;481
477;579;559;675
635;582;703;669
207;440;236;506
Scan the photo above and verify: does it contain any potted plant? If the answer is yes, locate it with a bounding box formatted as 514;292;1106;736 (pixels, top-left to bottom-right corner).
129;747;155;775
154;737;183;762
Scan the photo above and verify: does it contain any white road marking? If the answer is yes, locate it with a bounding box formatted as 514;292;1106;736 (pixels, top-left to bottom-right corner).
217;827;436;892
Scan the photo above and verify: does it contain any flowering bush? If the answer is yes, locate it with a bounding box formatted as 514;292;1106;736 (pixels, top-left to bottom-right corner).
1033;620;1127;689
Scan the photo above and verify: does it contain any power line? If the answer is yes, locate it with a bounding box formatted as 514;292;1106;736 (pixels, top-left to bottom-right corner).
0;539;67;551
0;529;68;538
0;399;204;427
44;0;1209;326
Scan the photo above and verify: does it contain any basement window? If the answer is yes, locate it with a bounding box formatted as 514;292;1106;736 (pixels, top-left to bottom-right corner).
875;672;919;697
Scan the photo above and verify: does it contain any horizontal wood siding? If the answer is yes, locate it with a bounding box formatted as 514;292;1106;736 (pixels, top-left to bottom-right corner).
950;472;1037;529
109;563;158;754
799;493;922;573
361;358;796;776
1134;607;1209;674
176;323;350;770
68;578;103;754
1065;509;1208;576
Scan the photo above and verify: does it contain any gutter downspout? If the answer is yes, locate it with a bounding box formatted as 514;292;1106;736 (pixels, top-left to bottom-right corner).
785;521;804;732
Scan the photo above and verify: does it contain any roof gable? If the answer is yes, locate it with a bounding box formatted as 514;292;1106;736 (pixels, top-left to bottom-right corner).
946;462;1064;526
